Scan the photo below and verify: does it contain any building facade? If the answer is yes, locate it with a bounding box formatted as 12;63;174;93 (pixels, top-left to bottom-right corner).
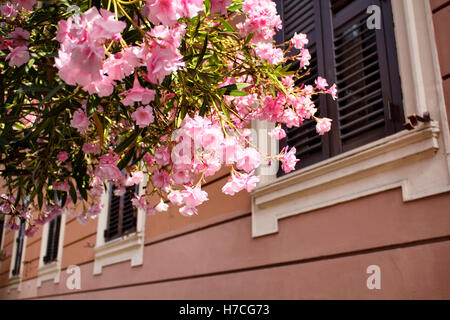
0;0;449;299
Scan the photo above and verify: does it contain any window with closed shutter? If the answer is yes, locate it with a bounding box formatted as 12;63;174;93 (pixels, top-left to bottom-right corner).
104;184;139;242
12;218;25;276
43;215;61;264
276;0;403;174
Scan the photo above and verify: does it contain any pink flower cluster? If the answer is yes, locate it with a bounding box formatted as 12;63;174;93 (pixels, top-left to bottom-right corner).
54;8;128;95
238;0;282;43
142;0;203;26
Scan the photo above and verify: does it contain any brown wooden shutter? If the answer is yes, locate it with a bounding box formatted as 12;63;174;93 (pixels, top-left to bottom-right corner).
277;0;404;173
276;0;331;173
104;184;138;242
43;215;61;264
322;0;404;153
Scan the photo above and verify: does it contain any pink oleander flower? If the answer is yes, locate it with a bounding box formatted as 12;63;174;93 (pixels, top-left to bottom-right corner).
144;153;156;165
0;2;18;19
6;46;29;67
94;153;124;181
70;109;90;133
82;143;101;155
86;202;103;217
155;199;169;212
171;170;192;185
24;226;38;237
181;186;208;208
152;170;170;189
222;172;261;195
315;76;329;90
238;0;282;43
236;147;261;173
221;137;243;164
168;190;184;206
77;214;90;225
57;151;68;162
0;203;11;214
280;147;299;174
221;174;246;196
131;106;155;128
9;28;30;47
84;8;127;42
142;0;182;26
316;117;332;135
114;186;126;196
254;42;284;65
299;48;311;68
83;74;115;97
103;47;143;81
154;146;171;166
53;181;70;192
143;0;202;26
269;127;286;140
145;46;185;84
283;108;301;128
328;84;337;100
132;195;147;211
211;0;232;14
201;126;224;151
121;78;156;106
13;0;35;10
291;32;308;49
179;205;198;216
124;171;144;187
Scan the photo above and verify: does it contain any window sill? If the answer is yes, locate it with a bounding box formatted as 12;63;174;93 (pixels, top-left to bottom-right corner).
37;261;60;287
7;275;21;293
93;232;144;275
252;121;448;237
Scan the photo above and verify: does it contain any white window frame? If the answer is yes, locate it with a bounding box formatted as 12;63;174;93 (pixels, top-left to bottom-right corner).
8;223;27;292
93;176;147;275
251;0;450;237
36;213;66;287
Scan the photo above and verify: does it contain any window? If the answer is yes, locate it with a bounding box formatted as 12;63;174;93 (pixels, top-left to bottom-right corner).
94;180;146;275
43;215;61;264
252;0;449;237
104;185;139;242
276;0;404;172
11;218;25;277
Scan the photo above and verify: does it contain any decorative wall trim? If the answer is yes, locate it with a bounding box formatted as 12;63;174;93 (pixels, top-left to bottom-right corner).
251;0;450;237
93;177;147;275
93;232;144;275
36;213;66;287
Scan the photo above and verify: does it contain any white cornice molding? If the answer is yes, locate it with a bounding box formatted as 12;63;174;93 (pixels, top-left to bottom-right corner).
251;0;450;237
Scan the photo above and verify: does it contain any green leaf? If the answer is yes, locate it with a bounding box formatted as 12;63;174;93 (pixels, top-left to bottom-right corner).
219;83;252;96
204;0;211;16
114;130;140;154
39;83;65;108
227;2;242;12
68;180;77;205
268;73;288;96
218;17;234;32
195;34;209;71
